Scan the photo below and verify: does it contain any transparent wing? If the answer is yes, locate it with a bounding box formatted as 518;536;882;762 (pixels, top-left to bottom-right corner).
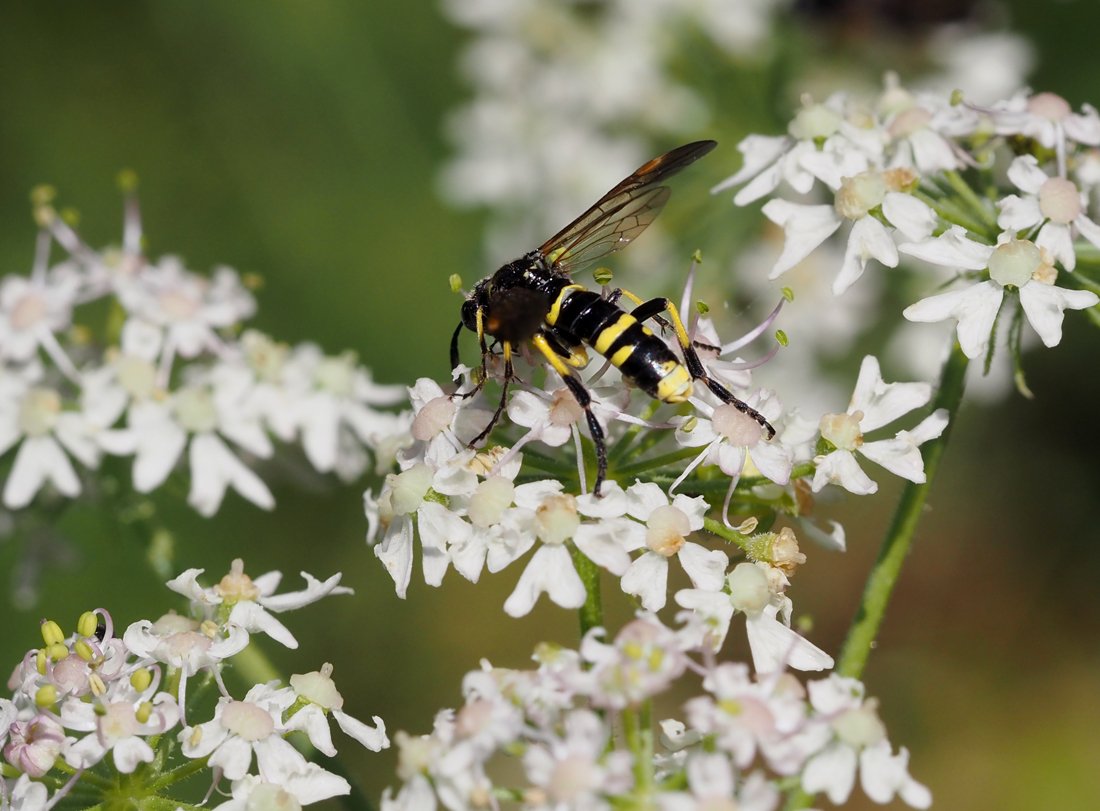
538;140;717;274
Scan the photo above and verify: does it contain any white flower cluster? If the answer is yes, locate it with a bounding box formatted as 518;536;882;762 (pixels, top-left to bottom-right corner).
0;559;387;810
440;1;1034;269
719;83;1100;365
366;270;946;622
0;191;407;516
438;0;785;259
382;613;930;811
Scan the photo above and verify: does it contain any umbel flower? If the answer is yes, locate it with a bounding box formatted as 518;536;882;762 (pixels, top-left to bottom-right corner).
0;188;407;521
380;615;928;809
0;560;386;807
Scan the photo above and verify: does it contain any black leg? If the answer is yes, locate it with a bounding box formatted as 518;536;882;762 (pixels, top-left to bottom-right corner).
559;373;607;496
630;296;776;439
531;332;608;495
468;346;513;447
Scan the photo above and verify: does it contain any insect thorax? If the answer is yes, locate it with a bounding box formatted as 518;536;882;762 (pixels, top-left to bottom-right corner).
479;253;572;344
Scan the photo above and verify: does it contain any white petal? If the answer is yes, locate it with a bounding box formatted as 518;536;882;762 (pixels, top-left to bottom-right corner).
188;433;274;517
55;415;100;468
64;732;108;769
812;449;877;495
282;763;353;804
1074;213;1100;248
624;481;669;520
908;408;950;445
677;542;729;592
505;391;550;428
673;588;734;650
802;742;858;804
335;710;389;752
253;734;310;783
798;517;847;552
375;518;414;599
859;437;927;483
229;601;298;649
997;194;1042;232
670;493;708;530
113;736;155;774
1036;222;1076;271
849;355;931;432
220;418;274;460
572;523;632;575
620;553;669;611
260;570;351;611
284;705;337;756
685;752;736;797
512;479;563;509
1006;154;1047;194
908;129;959;173
1019;281;1099;347
903;281;1004;359
576;480;627;517
799;143;870;190
209;735;254;781
713;134;789;193
132;417;187;492
4;436;79;508
417;502;465;587
732;161;783;205
860;742;932;808
744;604;834;673
833;217;896;295
762;200;842;278
503;546;584;617
882;192;936;242
898;226;992;270
747;440;793;485
300;394;340;473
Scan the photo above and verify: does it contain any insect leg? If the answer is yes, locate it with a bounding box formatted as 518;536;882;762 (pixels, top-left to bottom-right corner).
610;286;720;352
629;296;775;439
469;341;513;446
531;332;608;496
450;321;465;383
454;306;492;400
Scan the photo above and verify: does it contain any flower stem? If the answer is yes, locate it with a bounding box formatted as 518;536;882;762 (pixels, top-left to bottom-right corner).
942;170;997;234
614;446;702;478
784;342;968;810
835;341;968;677
702;517;751;553
638;699;654;796
570;545;604;638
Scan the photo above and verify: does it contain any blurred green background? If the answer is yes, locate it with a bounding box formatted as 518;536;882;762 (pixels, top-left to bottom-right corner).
2;2;1099;808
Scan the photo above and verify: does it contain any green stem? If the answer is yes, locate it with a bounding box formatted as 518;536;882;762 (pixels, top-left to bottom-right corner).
835;342;968;677
942;170;997;234
515;450;576;477
912;189;987;237
606;401;661;465
146;755;209;791
702;517;751;553
229;642;283;687
637;700;654;797
570;544;603;638
784;342;969;811
614;446;702;478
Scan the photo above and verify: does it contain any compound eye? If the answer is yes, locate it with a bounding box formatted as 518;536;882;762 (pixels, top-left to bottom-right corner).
461;299;480;331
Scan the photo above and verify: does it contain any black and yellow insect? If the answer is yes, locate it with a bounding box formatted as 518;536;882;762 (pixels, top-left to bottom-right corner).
451;140;774;494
